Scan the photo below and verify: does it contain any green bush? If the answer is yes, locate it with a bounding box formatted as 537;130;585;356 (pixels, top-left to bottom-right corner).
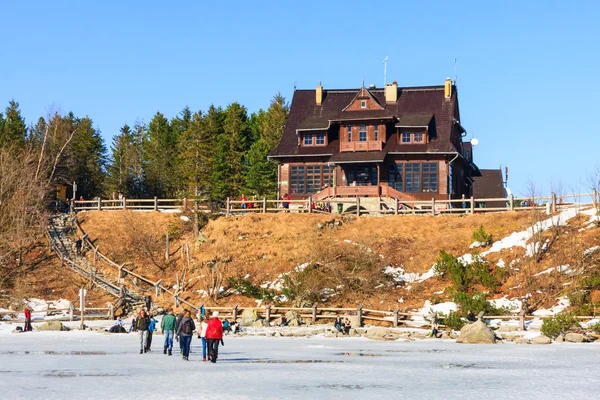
434;251;472;292
471;257;502;291
540;313;580;338
472;225;492;245
588;321;600;334
228;277;277;302
441;311;466;330
453;291;508;316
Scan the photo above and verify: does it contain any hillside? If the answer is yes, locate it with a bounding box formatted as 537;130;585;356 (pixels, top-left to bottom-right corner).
4;208;600;317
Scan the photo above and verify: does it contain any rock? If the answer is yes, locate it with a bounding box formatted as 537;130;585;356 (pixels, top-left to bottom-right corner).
456;320;496;344
348;328;358;337
354;328;366;335
285;311;304;326
37;321;69;331
532;335;552;345
497;325;517;333
564;333;585;343
274;332;282;337
251;319;269;328
364;327;400;341
317;223;324;230
514;337;530;345
240;309;261;327
555;334;565;343
323;331;338;338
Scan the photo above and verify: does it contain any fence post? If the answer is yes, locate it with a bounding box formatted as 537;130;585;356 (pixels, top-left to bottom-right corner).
108;304;114;320
154;196;158;211
226;197;231;215
312;304;317;324
233;304;238;322
593;188;598;211
470;196;475;214
308;197;312;213
183;198;187;211
393;308;399;328
509;194;514;211
265;305;271;323
519;309;526;331
69;302;74;322
431;198;436;216
551;192;557;213
97;198;101;211
395;198;399;215
356;197;361;217
262;197;267;213
546;202;551;215
357;304;363;327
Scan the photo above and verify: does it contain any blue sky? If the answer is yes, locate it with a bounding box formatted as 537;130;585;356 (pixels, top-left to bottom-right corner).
2;1;599;196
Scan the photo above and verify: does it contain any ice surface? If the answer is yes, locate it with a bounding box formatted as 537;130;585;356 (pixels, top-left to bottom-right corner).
0;323;599;399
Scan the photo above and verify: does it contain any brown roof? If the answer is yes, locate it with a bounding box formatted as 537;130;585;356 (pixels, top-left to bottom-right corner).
395;114;433;127
473;169;506;200
271;85;463;159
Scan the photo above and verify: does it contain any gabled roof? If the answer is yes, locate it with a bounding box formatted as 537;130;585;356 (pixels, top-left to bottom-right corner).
341;85;385;111
271;84;462;158
473;169;506;199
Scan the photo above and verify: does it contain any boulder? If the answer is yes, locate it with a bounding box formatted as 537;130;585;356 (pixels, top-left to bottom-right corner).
240;309;262;327
251;319;269;328
273;332;282;337
564;333;585;343
456;320;496;344
514;337;530;345
364;327;400;341
555;334;565;343
497;325;517;333
37;321;69;331
323;331;338;338
285;311;303;326
532;335;552;345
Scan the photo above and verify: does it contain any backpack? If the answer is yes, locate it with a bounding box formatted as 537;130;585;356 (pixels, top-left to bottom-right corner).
181;319;193;335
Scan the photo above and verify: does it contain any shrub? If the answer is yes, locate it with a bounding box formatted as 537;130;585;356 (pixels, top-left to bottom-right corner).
472;225;492;245
434;251;472;292
588;321;600;334
471;257;502;291
540;313;580;338
441;311;466;330
227;277;277;302
453;290;508;316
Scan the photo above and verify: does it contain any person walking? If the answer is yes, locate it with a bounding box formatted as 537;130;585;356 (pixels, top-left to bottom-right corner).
147;314;157;352
198;316;209;361
75;237;83;256
206;311;224;363
177;310;196;361
136;310;151;354
23;307;33;332
176;309;185;354
161;308;177;356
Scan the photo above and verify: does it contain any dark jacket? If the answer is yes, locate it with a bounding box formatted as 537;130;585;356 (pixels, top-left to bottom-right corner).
136;315;150;331
161;313;178;332
177;316;196;337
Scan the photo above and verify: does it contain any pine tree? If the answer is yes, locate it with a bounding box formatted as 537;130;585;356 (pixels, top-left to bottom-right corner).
144;112;178;197
260;93;289;150
106;124;136;197
0;100;27;148
28;117;47;149
223;102;252;197
244;140;277;196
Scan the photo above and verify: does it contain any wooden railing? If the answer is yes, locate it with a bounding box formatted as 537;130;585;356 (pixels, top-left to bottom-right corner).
73;189;599;217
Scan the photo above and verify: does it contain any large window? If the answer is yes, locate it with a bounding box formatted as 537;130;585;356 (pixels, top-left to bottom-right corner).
359;126;367;142
401;132;411;143
290;164;333;194
303;135;313;146
347;126;352;142
389;162;438;193
316;133;325;145
374;126;379;141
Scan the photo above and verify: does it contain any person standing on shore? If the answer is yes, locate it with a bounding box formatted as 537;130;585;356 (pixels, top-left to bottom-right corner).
206;311;223;363
198;316;209;361
177;310;195;361
161;308;177;356
136;310;150;354
23;307;33;332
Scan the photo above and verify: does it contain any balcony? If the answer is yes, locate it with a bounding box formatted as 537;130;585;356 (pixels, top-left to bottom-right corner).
340;140;383;152
311;184;417;202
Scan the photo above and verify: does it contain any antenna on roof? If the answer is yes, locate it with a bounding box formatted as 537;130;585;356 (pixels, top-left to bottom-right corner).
454;58;458;86
383;56;389;87
293;81;297;91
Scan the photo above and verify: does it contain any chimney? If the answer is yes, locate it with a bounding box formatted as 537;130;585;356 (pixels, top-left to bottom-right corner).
316;82;323;106
444;77;452;99
385;80;397;104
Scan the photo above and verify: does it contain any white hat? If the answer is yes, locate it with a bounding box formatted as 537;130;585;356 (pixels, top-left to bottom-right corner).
212;311;219;318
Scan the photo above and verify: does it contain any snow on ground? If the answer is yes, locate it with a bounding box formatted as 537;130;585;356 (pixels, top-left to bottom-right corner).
533;265;572;277
488;296;522;313
532;297;571;316
0;325;599;399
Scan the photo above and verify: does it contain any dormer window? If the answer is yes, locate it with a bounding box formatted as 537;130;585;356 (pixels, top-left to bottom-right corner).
360;100;367;108
316;133;325;145
414;133;424;143
359;126;367;142
374;126;379;141
347;126;352;141
401;132;411;143
303;135;313;146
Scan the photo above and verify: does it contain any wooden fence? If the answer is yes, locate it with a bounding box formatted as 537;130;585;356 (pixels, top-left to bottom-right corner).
73;189;599;217
0;303;114;322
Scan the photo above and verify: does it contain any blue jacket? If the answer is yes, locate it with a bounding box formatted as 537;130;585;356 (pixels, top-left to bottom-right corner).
148;317;157;332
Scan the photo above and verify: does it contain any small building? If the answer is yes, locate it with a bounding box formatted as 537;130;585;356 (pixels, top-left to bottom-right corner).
270;79;481;208
473;169;507;209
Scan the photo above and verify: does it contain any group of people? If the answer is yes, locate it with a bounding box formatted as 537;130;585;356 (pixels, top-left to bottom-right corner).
131;308;225;362
334;315;352;335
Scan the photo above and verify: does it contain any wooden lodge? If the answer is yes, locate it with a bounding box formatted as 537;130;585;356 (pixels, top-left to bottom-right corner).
269;78;481;206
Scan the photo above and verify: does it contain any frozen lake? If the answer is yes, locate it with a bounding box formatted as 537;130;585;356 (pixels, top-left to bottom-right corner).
1;327;599;399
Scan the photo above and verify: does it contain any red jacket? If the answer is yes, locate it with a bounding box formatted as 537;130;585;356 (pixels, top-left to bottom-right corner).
24;308;31;319
206;317;223;339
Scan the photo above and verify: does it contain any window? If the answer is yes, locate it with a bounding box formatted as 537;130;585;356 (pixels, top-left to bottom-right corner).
347;126;352;142
303;135;313;146
414;133;424;143
290;166;305;194
290;164;333;194
422;163;438;192
374;126;379;141
360;100;367;108
359;126;367;142
389;163;403;191
405;163;421;192
316;133;326;145
401;132;411;143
